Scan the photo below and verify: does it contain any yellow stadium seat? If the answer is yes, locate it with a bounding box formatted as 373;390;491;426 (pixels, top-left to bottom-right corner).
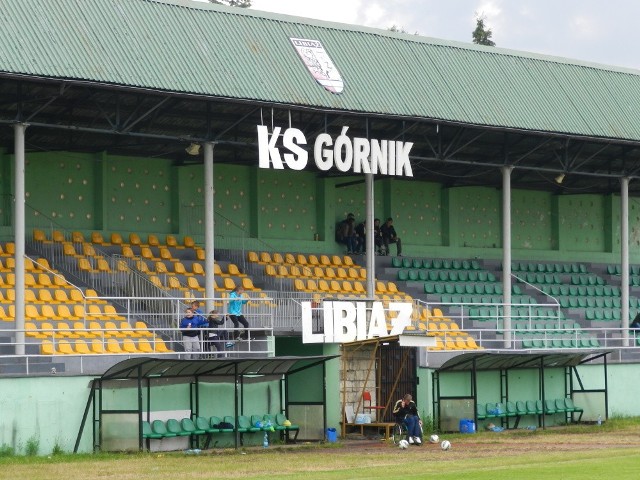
121;245;135;258
57;322;80;339
325;268;336;280
166;276;184;290
33;229;48;243
71;231;85;243
53;274;71;288
137;338;154;353
91;339;106;354
73;321;94;338
128;233;142;246
37;289;54;304
173;262;188;275
272;253;284;264
85;289;106;303
241;277;259;291
147;234;160;247
41;340;55;355
296;254;307;266
223;277;236;290
110;233;124;246
0;305;11;321
183;236;195;248
284;253;296;264
57;340;75;354
153;337;172;352
41;305;59;321
320;255;331;267
259;252;272;264
135;321;153;337
306;279;319;292
96;259;112;273
136;260;150;274
78;258;95;273
165;235;178;248
191;262;204;275
140;247;155;261
74;339;92;354
24;289;38;304
35;258;51;270
331;255;343;266
91;232;106;244
26;322;46;338
227;263;245;277
159;248;173;261
196;249;205;261
104;321;124;338
4;243;14;255
187;276;204;291
73;305;86;320
293;279;306;292
122;338;140;353
308;255;320;266
247;251;259;263
343;256;354;267
26;305;45;320
51;230;65;243
154;262;168;274
104;305;125;321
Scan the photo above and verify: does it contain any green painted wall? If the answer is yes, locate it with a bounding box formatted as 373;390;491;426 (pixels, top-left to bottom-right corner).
0;360;638;454
3;149;640;262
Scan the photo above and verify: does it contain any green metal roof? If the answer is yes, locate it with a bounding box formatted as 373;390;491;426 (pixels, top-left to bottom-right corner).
3;0;640;141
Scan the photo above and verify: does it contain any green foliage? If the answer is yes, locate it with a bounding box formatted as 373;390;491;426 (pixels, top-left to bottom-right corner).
0;444;14;458
51;439;65;456
24;436;39;456
208;0;252;7
472;14;496;46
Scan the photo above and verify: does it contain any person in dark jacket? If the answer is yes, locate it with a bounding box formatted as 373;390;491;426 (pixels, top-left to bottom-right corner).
392;393;422;445
204;310;233;356
380;217;402;256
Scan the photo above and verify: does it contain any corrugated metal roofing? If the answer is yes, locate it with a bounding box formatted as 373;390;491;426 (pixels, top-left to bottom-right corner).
2;0;640;141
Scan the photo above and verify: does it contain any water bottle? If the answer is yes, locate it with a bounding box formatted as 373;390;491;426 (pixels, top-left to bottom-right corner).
597;415;602;426
263;432;269;448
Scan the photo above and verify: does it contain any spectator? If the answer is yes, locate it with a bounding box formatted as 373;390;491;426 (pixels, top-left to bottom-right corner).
179;308;205;359
373;218;385;255
393;393;422;445
354;220;366;254
205;310;233;357
336;213;358;254
190;300;206;322
228;286;250;340
380;217;402;256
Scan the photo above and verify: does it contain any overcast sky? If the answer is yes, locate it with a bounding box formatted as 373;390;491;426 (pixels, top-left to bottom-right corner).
249;0;639;70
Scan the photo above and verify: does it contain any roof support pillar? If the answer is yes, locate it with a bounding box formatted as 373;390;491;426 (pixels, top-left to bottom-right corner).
365;172;375;297
501;166;512;349
13;123;26;355
204;142;215;313
621;177;630;347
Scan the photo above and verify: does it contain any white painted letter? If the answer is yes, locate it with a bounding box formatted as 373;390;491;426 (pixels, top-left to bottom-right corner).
257;125;283;169
301;301;324;343
370;139;387;175
395;141;413;177
283;127;308;170
389;302;413;335
352;137;371;174
314;133;333;171
368;301;389;338
333;301;357;343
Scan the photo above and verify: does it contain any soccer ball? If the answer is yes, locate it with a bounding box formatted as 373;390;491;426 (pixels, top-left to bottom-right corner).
398;439;410;449
441;440;451;451
429;434;440;444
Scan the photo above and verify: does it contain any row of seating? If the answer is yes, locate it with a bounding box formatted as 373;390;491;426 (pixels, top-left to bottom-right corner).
392;257;482;271
426;336;483;351
40;337;173;355
519;334;600;349
440;294;534;305
249;251;354;269
34;229;198;250
511;262;588;274
399;269;499;284
476;398;583;422
292;278;409;300
540;284;622;299
0;272;74;289
266;264;366;281
607;264;640;276
0;288;105;305
0;303;122;322
27;320;152;339
143;413;299;445
424;281;504;295
470;306;563;321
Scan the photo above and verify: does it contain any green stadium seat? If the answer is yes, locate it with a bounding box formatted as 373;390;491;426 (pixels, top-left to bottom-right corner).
143;421;163;440
166;418;190;436
422;259;433;269
505;402;518;417
211;416;234;433
525;400;541;415
408;270;419;281
554;398;567;413
397;270;409;281
476;403;488;420
391;257;403;268
418;270;429;281
151;420;177;438
515;401;527;417
275;413;299;442
402;258;412;268
412;259;422;269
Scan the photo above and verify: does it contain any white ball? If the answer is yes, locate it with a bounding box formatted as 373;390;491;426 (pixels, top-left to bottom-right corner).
429;434;440;444
398;439;409;449
441;440;451;451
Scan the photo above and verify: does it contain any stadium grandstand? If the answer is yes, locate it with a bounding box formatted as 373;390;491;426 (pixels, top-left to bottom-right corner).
0;0;639;452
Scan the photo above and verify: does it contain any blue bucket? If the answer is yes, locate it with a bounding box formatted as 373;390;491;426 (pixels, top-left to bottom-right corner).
459;418;476;434
326;427;337;443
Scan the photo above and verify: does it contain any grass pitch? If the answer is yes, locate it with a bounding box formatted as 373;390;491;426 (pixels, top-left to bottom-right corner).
1;418;639;480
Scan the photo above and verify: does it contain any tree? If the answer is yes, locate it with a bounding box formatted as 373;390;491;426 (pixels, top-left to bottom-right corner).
472;14;495;46
208;0;252;7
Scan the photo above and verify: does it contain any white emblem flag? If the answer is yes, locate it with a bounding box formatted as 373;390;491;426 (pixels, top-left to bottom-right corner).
290;38;344;94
